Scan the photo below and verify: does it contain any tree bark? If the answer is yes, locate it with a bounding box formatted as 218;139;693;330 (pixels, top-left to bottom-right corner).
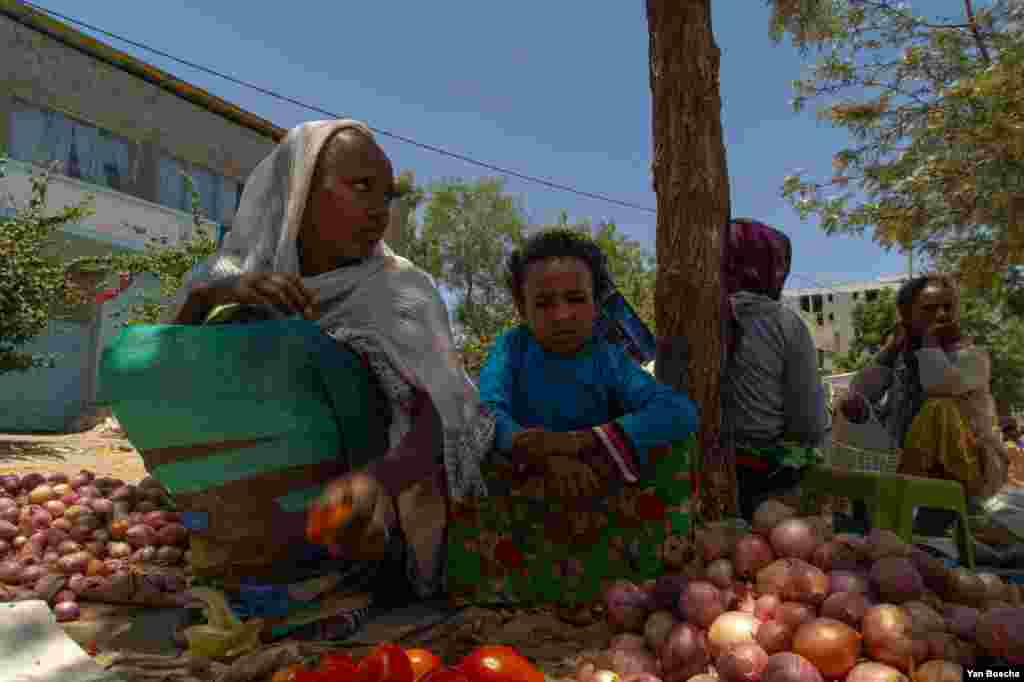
647;0;737;522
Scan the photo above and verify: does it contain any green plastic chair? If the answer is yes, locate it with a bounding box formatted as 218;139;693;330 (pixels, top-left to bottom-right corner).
800;465;975;569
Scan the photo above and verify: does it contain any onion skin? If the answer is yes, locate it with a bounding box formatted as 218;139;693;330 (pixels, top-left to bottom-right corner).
680;581;725;629
755;621;793;655
652;575;689;613
770;519;819;561
777;602;816;630
706;558;735;590
828;570;870;595
792;618;861;679
696;528;735;563
707;611;761;659
901;600;945;637
609;648;659;678
660;623;709;682
643;611;678;652
753;501;796;537
975;607;1024;663
947;569;987;607
734;535;776;578
914;661;962;682
761;652;823;682
870;558;923;603
810;542;859;572
946;605;979;640
820;592;869;627
716;642;769;682
844;662;907;682
606;581;653;633
755;594;781;622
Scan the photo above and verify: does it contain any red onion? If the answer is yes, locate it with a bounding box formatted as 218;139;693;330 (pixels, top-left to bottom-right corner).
0;560;24;583
787;560;829;606
605;581;653;633
27;531;47;556
820;592;869;627
126;524;155;548
76;485;100;499
135;500;158;514
155;523;188;546
20;505;52;533
21;564;46;585
88;498;114;516
810;542;858;572
753;500;796;537
94;477;123;490
53;601;80;622
844;662;907;682
60;492;79;506
104;559;128;574
975;607;1024;663
734;535;776;578
609;647;659;678
56;551;93;575
652;574;689;613
44;527;69;547
1;475;21;494
51;518;72;533
67;574;86;594
28;485;56;505
946;605;979;640
870;558;923;603
791;618;861;679
828;570;870;595
761;652;823;682
155;546;183;563
612;633;649;651
901;600;944;636
754;594;781;622
644;611;678;652
0;539;9;556
0;520;17;540
755;621;793;655
69;526;93;543
43;500;66;518
0;505;17;524
659;623;709;682
717;642;768;682
62;505;88;521
73;513;101;532
51;483;71;497
11;535;27;550
770;519;819;561
85;558;108;577
862;605;914;672
20;473;45;491
45;473;68;485
54;589;76;604
680;581;725;629
777;602;816;630
84;541;105;558
133;546;157;563
42;550;60;566
706;559;735;590
91;529;110;544
708;611;761;658
109;486;135;502
924;632;959;661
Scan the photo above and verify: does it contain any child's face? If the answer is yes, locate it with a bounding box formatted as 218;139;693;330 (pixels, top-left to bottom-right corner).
518;256;597;356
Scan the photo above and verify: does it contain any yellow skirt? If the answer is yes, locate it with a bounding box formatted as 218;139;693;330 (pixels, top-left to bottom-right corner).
901;397;981;490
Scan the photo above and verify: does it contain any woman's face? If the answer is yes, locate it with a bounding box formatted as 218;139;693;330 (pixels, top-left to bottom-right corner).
907;281;958;337
301;130;396;273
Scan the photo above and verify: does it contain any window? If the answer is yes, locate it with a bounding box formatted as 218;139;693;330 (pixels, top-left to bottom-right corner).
827;294;833;303
9;101;132;192
158;155;241;226
812;294;823;313
800;296;811;313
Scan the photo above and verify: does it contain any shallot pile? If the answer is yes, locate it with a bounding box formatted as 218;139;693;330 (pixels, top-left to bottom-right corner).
0;471;190;621
584;500;1024;682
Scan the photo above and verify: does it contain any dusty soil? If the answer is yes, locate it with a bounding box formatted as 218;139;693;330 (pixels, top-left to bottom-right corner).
0;428;149;483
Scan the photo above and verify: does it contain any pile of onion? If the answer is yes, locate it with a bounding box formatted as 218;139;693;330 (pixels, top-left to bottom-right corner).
0;471;190;621
585;498;1024;682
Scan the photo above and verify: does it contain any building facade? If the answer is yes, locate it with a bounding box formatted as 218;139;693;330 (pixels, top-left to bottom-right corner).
0;1;284;431
782;275;908;372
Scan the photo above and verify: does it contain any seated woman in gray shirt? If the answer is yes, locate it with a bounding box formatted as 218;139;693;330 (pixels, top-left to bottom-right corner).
721;219;830;520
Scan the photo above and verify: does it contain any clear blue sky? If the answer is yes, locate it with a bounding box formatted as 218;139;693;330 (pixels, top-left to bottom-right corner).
32;0;913;290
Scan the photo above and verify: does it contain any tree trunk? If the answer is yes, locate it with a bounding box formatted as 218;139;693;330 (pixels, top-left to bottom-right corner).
647;0;737;522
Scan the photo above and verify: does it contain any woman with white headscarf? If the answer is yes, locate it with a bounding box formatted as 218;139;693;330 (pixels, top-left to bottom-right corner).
167;120;494;640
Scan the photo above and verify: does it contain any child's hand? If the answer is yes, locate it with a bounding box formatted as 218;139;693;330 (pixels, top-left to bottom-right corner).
545;456;603;497
307;472;392;560
511;429;581;460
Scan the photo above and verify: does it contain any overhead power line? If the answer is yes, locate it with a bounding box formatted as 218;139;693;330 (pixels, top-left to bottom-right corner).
23;1;657;214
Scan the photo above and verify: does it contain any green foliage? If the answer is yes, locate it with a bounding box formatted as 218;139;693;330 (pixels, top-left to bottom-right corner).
833;288;898;372
0;156;95;375
73;172;217;326
775;0;1024;278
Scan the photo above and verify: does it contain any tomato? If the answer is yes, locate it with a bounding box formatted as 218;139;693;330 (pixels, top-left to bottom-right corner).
458;646;544;682
355;643;415;682
406;649;443;682
420;668;474;682
292;667;331;682
320;653;359;679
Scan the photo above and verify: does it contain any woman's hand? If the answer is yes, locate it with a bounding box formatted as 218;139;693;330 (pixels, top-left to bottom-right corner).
195;273;319;320
308;472;393;560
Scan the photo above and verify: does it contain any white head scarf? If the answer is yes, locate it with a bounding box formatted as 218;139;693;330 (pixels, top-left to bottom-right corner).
170;120;493;501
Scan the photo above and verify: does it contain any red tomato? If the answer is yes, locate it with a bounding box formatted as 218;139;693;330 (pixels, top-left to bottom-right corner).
458;646;544;682
320;653;359;679
421;668;474;682
356;644;415;682
294;667;331;682
406;649;443;682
